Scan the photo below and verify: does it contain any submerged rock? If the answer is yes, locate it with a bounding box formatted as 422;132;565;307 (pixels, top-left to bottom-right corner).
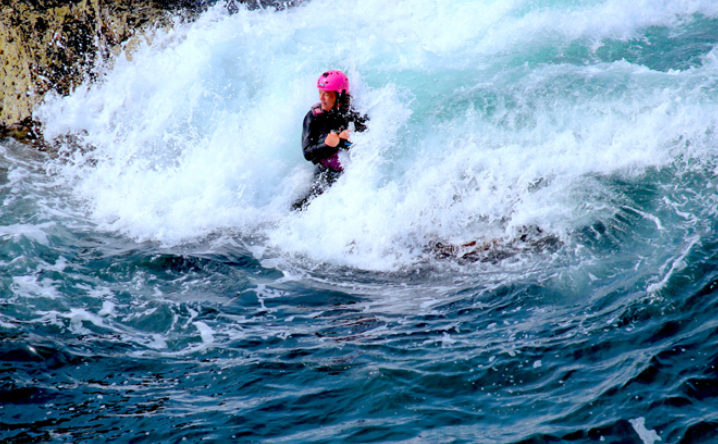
430;226;562;264
0;0;300;146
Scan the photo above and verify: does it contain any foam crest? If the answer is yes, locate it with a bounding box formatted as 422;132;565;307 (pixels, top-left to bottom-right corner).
36;0;718;269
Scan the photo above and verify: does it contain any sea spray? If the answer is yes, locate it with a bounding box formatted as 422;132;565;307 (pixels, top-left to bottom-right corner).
5;1;718;442
36;0;718;272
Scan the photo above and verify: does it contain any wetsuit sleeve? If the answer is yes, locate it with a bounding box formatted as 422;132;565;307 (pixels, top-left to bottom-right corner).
302;111;339;162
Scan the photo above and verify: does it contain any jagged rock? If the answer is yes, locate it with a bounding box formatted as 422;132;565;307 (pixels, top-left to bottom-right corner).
0;1;175;144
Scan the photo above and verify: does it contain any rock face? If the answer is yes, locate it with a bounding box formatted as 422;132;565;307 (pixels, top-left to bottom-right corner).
0;1;190;144
0;0;297;145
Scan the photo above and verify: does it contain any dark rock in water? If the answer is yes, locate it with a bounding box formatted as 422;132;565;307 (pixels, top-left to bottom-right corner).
0;117;41;147
0;0;303;147
1;0;173;145
431;226;562;264
230;0;303;10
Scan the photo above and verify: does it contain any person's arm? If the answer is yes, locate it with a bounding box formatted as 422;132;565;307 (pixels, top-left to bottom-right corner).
302;112;339;162
332;110;368;149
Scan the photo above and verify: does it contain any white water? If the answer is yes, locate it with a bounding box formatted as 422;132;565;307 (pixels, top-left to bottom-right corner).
36;0;718;271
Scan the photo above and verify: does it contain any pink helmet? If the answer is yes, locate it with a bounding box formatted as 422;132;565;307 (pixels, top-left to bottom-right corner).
317;70;349;95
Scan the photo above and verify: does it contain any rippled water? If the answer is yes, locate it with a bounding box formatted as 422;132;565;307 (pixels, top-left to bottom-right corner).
5;0;718;442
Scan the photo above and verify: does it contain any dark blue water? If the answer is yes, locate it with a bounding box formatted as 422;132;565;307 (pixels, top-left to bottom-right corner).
6;0;718;442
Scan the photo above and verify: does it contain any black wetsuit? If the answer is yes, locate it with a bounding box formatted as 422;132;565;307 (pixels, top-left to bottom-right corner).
301;104;368;171
293;104;368;210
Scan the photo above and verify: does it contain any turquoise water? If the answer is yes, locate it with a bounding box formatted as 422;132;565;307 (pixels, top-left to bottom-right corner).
5;0;718;442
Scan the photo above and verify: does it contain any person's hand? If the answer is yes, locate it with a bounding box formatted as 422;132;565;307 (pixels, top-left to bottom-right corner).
325;133;341;147
338;130;351;140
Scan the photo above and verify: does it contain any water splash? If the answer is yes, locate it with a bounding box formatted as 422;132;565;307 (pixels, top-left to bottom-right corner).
36;0;718;272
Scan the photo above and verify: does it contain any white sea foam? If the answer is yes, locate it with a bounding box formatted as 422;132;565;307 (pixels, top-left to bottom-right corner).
194;321;215;346
630;417;662;444
0;224;52;245
98;300;117;317
0;318;18;329
36;0;718;270
12;275;64;299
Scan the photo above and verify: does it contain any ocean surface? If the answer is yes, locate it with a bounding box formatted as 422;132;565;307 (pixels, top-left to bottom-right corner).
4;0;718;442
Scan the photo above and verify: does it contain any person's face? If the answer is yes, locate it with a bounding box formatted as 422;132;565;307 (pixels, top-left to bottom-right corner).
319;90;337;111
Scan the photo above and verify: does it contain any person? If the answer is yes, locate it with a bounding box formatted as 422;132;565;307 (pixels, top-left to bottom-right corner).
292;70;368;211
